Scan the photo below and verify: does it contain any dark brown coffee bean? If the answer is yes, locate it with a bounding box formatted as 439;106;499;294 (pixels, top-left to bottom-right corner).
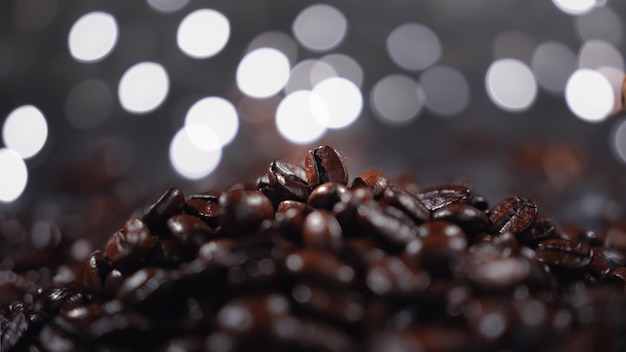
489;196;537;235
414;221;467;274
219;190;274;235
166;214;214;245
39;323;77;352
143;188;186;236
308;182;348;210
2;304;28;352
417;184;472;212
559;226;606;246
284;249;355;287
292;283;364;324
104;269;124;299
341;238;386;272
351;169;389;199
466;256;532;290
358;202;419;252
305;145;348;187
81;250;111;295
277;200;307;214
88;311;152;343
302;210;342;252
197;238;238;267
382;186;430;225
268;160;311;202
217;293;289;335
115;267;178;312
366;256;430;296
471;193;490;212
184;196;220;228
272;315;352;352
536;238;592;269
519;215;556;246
431;203;490;234
105;217;156;268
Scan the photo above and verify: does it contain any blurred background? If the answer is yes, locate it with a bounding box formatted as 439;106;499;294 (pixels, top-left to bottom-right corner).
1;0;626;232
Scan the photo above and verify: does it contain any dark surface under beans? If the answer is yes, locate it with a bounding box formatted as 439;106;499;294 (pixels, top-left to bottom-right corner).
3;145;626;351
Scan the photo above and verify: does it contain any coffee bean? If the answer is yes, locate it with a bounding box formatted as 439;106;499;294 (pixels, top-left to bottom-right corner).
217;293;289;335
466;256;532;290
2;304;28;352
489;196;537;235
358;202;419;252
519;215;556;246
219;190;274;236
115;267;178;313
184;195;220;228
267;160;311;202
105;217;156;268
417;184;473;212
308;182;348;210
302;210;343;252
535;239;592;269
366;256;430;296
382;186;430;225
39;323;77;352
284;249;356;287
431;203;490;235
291;282;364;324
143;188;186;237
166;214;214;245
414;221;467;275
272;315;352;352
276;200;307;214
305;145;348;187
351;169;389;199
81;250;111;295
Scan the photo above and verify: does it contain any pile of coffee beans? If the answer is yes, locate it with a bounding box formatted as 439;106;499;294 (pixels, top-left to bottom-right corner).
2;145;626;351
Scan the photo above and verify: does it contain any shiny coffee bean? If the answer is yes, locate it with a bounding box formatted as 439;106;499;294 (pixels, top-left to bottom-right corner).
466;256;532;290
166;214;214;245
308;182;348;210
366;256;430;296
81;250;111;295
292;283;364;324
535;238;592;269
358;202;419;252
302;210;343;251
104;270;124;299
431;203;490;234
381;185;430;225
272;208;306;245
197;239;238;267
217;293;289;335
39;323;77;352
268;160;310;201
519;215;556;246
341;238;386;273
559;226;606;246
489;196;537;235
351;169;389;199
305;145;348;187
105;217;156;268
414;221;467;274
184;195;220;228
277;200;307;214
272;315;352;352
143;188;186;237
2;304;28;352
284;249;355;287
115;267;177;312
417;184;472;212
219;190;274;235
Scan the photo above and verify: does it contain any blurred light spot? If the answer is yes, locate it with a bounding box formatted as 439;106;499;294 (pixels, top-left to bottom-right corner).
576;7;622;44
177;9;230;59
237;48;290;98
71;239;92;261
65;79;112;129
313;77;362;129
247;31;298;66
0;40;13;81
293;4;347;52
386;23;441;71
370;74;424;125
0;148;28;203
612;118;626;163
493;31;536;63
531;42;577;93
118;62;169;114
597;66;624;113
285;59;337;94
238;95;281;124
419;65;470;117
170;125;221;179
486;58;537;112
185;97;239;147
146;0;190;13
68;12;118;63
3;105;48;159
552;0;596;15
275;90;328;144
565;68;613;122
579;40;624;71
320;53;364;88
13;0;58;33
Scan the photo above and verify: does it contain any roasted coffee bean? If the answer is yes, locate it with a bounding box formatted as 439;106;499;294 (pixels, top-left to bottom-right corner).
272;315;352;352
465;256;532;290
166;214;214;245
358;202;419;252
341;238;386;272
351;169;389;199
143;188;186;236
302;210;343;251
536;239;592;269
277;200;307;213
81;250;111;295
39;323;78;352
519;215;556;246
184;195;220;228
197;239;238;266
267;160;311;203
431;203;490;234
217;293;289;335
471;193;490;212
559;226;606;246
2;304;28;352
417;184;473;212
413;221;467;274
366;256;430;296
308;182;348;210
104;270;124;299
489;196;537;235
284;249;356;287
382;185;430;225
115;267;178;312
291;283;364;324
105;217;156;268
219;190;274;235
272;208;305;245
305;145;348;187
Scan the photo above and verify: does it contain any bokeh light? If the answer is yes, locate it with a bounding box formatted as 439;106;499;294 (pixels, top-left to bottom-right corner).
0;148;28;203
146;0;190;14
292;4;347;52
2;105;48;159
531;42;577;93
65;79;113;129
370;74;424;125
386;23;441;71
118;62;169;114
320;54;364;88
551;0;596;15
565;68;613;123
486;58;537;112
312;77;363;129
285;59;337;94
184;97;239;147
177;9;230;59
575;7;622;44
170;125;222;179
275;90;328;144
597;66;625;113
237;48;290;98
247;31;298;66
419;66;470;117
612;118;626;164
578;40;624;71
68;12;118;63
